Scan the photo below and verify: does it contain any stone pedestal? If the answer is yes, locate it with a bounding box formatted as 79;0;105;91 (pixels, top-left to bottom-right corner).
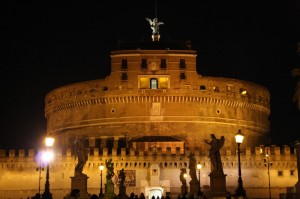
64;173;91;199
180;184;187;196
104;181;116;199
207;173;230;198
118;185;128;199
189;180;199;197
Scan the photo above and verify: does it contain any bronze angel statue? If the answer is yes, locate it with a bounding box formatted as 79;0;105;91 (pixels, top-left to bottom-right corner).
205;134;225;174
146;18;164;35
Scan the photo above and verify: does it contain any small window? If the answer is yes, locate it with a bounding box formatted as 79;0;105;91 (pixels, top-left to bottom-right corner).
141;59;148;69
161;59;167;69
200;85;206;90
180;72;186;80
103;86;108;91
278;171;283;176
213;86;219;92
121;59;128;70
180;59;186;69
121;73;128;80
150;78;158;89
290;170;295;176
240;88;247;95
227;85;234;92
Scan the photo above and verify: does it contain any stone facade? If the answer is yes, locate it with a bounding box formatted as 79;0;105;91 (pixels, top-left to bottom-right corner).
0;145;297;199
1;41;293;199
45;41;270;151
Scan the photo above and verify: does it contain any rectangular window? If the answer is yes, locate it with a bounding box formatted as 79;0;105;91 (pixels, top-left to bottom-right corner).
200;85;206;90
121;73;128;80
278;171;283;176
150;78;158;89
121;59;128;70
180;59;186;69
158;77;168;89
141;59;148;69
291;170;295;176
139;77;150;89
180;72;186;80
161;59;167;69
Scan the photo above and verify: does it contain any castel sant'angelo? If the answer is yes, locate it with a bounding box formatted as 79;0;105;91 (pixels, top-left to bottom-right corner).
0;15;299;199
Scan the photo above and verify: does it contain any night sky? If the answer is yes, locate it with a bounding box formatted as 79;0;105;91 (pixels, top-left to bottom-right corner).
1;1;300;150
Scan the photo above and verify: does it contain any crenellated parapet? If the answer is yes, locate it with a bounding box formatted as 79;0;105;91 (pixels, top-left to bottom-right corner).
0;145;296;169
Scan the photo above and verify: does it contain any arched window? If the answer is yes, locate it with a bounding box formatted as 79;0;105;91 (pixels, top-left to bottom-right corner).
150;78;158;89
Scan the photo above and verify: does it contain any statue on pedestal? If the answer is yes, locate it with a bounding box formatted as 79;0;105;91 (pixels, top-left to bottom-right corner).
74;137;88;176
106;159;115;183
188;153;199;196
104;159;116;199
118;168;127;198
205;134;229;197
180;168;187;196
205;134;225;174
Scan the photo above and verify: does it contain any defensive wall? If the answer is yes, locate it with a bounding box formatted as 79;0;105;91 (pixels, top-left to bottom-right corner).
0;145;297;199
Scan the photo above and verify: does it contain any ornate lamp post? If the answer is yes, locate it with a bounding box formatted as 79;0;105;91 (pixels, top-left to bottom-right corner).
99;164;104;198
234;129;246;197
42;137;55;199
36;153;44;199
183;172;188;196
197;163;202;196
264;147;272;199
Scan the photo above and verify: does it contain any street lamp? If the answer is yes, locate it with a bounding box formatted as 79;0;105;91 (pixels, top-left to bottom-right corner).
36;153;44;199
234;129;246;197
183;173;187;196
263;147;272;199
197;163;203;196
99;164;104;198
42;137;55;199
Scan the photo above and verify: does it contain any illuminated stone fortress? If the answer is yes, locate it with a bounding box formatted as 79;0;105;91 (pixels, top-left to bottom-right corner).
0;20;298;199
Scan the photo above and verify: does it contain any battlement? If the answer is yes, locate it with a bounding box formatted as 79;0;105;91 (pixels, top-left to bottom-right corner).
0;145;295;159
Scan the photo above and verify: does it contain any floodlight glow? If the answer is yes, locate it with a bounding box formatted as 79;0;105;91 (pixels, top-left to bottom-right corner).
45;137;55;147
41;151;54;163
235;129;244;144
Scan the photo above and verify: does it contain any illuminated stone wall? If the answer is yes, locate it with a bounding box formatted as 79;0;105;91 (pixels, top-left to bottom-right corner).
45;48;270;149
0;145;296;199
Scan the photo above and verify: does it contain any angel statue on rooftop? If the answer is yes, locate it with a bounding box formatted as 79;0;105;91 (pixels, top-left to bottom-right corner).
146;17;164;35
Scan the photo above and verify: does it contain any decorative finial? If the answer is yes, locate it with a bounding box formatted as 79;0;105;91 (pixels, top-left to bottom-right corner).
146;18;164;41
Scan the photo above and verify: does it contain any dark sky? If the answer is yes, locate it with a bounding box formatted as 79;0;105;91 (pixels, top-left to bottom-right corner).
1;1;300;149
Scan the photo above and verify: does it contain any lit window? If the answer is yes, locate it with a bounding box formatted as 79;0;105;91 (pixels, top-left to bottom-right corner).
139;77;150;89
227;85;234;92
240;88;247;95
150;78;158;89
213;86;219;92
158;77;168;89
